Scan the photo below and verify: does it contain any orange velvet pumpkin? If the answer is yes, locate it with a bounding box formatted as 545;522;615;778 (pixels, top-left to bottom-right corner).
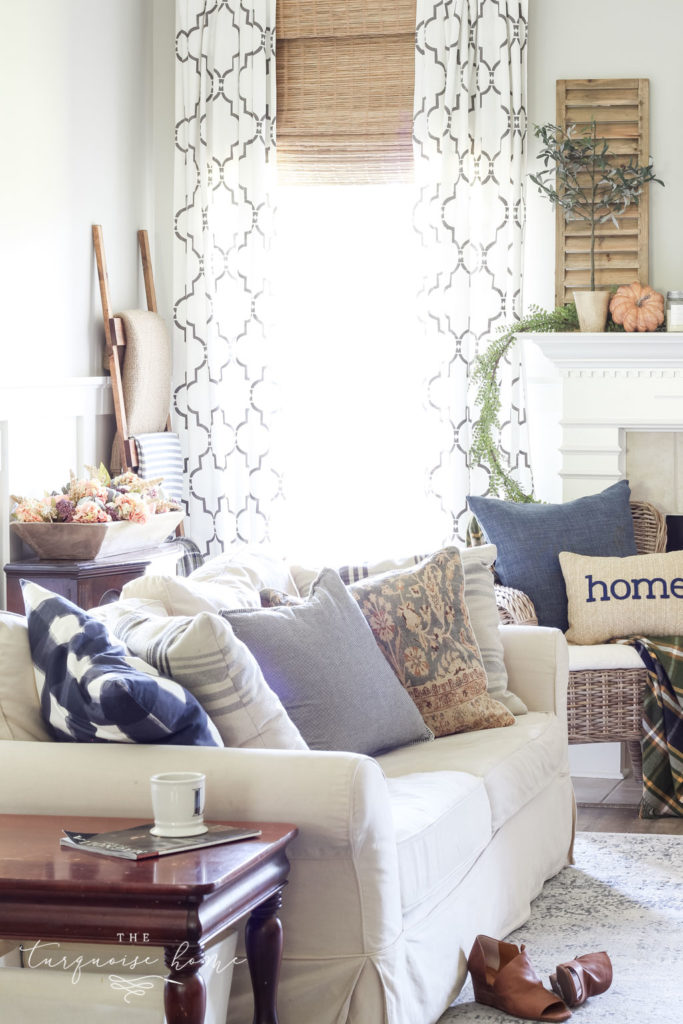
609;282;665;332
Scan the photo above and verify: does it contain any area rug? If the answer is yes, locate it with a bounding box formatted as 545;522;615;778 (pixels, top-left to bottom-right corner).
440;831;682;1022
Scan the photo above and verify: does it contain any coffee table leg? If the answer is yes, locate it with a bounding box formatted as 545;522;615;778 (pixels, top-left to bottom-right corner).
245;889;284;1024
164;942;206;1024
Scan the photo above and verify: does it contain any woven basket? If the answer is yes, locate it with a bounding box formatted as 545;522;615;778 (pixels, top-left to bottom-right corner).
494;584;538;626
631;499;667;554
567;668;647;780
486;499;667;782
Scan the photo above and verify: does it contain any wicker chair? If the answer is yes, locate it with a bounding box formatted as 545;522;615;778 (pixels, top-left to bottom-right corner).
493;500;668;781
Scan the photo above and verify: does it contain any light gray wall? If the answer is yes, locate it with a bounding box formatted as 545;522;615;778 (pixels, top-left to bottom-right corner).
0;0;155;382
525;0;683;311
151;0;176;327
524;1;682;779
4;3;678;373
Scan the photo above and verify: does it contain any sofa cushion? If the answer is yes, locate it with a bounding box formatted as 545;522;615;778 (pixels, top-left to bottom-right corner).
349;548;515;737
121;572;261;614
568;642;644;671
560;549;683;644
21;581;222;747
467;480;638;632
386;771;491;915
107;605;307;749
0;612;51;741
290;546;526;715
222;568;433;756
376;712;566;832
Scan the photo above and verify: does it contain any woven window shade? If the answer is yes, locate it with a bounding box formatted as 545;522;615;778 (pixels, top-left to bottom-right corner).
276;0;416;185
555;78;650;306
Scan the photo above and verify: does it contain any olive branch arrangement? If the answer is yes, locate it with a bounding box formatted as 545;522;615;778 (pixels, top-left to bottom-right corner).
529;121;662;292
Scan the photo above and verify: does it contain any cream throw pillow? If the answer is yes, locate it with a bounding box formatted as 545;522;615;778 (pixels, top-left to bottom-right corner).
560;549;683;644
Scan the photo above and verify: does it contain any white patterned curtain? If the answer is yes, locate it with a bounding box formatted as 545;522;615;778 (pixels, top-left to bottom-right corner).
414;0;530;541
174;0;281;556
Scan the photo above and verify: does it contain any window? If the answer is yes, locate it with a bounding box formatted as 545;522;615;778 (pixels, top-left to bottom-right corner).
269;182;443;564
269;2;433;563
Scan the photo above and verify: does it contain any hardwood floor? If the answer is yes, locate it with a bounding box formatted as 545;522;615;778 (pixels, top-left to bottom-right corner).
573;774;683;835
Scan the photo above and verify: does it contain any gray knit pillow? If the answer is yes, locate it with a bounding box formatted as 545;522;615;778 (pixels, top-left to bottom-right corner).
222;569;433;756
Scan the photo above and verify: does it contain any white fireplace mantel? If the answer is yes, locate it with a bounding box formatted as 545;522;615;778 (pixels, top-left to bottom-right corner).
520;332;683;505
520;332;683;372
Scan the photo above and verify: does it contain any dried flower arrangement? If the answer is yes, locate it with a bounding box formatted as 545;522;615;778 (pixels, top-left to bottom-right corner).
11;465;180;526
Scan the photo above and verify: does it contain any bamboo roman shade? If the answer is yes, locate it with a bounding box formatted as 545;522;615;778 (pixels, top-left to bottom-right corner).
555;78;650;306
276;0;416;184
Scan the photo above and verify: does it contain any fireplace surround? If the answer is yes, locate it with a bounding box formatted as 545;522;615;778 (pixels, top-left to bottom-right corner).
521;332;683;508
521;332;683;778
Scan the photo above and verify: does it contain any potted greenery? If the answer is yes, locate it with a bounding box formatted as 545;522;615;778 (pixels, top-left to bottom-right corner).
530;121;663;331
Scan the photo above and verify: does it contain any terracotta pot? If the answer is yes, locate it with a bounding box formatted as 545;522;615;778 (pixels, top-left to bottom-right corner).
573;290;610;332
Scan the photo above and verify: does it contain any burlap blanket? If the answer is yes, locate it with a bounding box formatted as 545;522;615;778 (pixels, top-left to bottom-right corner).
617;636;683;818
110;309;172;474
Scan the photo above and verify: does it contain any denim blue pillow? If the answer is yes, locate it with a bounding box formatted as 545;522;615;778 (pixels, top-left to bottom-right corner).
21;581;222;747
467;481;637;632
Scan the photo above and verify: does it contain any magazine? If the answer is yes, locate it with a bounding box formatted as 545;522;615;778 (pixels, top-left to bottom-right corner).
60;823;262;861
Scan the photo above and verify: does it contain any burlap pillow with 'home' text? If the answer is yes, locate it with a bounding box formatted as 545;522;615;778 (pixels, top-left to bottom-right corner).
559;549;683;644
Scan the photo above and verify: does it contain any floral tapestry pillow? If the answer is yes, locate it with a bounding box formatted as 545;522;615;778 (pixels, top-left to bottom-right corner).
349;547;515;737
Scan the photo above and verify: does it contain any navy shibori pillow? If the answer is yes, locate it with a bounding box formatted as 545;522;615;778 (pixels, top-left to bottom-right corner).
21;581;222;747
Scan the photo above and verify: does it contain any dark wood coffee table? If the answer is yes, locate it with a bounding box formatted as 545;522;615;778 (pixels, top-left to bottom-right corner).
0;815;298;1024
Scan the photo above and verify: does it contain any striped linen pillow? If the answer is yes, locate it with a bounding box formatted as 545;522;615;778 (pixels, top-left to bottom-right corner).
131;431;184;502
109;606;307;750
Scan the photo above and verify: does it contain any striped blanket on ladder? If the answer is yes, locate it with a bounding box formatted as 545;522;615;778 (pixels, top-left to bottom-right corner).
617;636;683;818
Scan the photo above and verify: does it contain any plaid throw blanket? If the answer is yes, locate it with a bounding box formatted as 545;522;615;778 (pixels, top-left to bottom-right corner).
617;635;683;818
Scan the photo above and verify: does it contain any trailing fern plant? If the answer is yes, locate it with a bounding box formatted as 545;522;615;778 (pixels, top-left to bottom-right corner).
470;303;580;502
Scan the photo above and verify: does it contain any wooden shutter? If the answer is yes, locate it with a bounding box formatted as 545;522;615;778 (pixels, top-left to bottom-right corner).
276;0;416;185
555;78;650;307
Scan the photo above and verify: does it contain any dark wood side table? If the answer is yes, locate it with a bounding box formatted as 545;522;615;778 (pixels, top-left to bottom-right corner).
4;543;183;614
0;815;298;1024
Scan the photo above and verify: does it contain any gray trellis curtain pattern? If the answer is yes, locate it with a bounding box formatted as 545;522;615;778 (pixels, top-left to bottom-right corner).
414;0;531;542
174;0;281;556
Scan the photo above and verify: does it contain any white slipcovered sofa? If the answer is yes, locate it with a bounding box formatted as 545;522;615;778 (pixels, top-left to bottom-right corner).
0;545;574;1024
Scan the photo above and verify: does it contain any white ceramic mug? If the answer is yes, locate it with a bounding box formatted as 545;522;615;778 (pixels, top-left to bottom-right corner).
150;771;207;837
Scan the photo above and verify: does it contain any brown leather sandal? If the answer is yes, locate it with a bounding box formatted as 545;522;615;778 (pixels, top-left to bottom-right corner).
549;952;612;1007
467;936;571;1022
